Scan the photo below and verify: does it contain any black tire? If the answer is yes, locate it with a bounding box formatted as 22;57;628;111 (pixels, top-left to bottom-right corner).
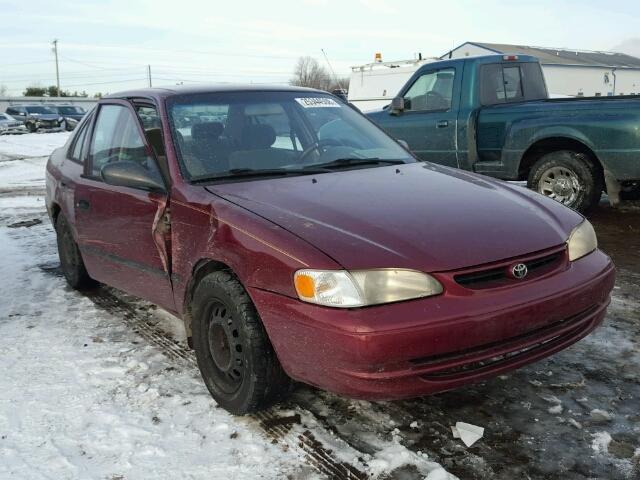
27;122;37;133
192;271;291;414
527;150;603;213
55;214;97;290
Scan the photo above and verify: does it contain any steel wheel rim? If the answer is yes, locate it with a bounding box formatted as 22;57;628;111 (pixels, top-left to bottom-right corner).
206;301;244;394
538;166;581;206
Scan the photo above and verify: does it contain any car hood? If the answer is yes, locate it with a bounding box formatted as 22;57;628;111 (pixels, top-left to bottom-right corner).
206;163;583;272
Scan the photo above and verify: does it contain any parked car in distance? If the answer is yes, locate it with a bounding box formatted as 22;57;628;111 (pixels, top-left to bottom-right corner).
0;113;27;135
46;85;615;415
48;104;87;131
5;105;64;132
366;54;640;212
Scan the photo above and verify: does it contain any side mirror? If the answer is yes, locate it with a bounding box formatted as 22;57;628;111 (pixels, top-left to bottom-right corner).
101;161;165;192
390;97;405;115
397;139;410;150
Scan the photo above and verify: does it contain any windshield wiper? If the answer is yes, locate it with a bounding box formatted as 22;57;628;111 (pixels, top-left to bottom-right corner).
190;167;329;183
303;158;406;170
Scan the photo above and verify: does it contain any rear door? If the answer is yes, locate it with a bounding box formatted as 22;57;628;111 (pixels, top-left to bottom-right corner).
74;99;175;311
382;66;460;167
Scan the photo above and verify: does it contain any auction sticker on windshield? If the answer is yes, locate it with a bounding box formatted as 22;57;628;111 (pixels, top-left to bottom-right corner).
295;97;340;108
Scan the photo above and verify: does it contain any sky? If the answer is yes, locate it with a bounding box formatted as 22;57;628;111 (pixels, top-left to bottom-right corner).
1;0;639;96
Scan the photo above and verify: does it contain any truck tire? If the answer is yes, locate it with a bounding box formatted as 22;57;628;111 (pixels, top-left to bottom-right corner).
527;150;603;213
191;271;291;415
55;214;97;290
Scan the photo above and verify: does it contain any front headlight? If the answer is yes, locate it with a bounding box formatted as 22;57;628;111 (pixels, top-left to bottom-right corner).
567;220;597;261
294;269;443;308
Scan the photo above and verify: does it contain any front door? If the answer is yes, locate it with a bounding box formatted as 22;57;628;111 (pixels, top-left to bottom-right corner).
383;67;459;168
74;100;175;311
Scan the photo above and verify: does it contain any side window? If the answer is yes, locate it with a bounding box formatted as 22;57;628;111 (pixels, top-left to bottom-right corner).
6;108;17;115
403;68;455;112
69;118;91;163
481;63;543;105
136;104;165;159
89;104;156;178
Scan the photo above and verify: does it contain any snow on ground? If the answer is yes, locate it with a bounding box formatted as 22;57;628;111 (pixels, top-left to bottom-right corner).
0;133;455;480
0;134;312;480
0;131;70;158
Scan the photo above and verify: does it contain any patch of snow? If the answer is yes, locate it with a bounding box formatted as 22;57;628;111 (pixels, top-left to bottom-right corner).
0;214;303;479
0;131;70;158
591;432;612;454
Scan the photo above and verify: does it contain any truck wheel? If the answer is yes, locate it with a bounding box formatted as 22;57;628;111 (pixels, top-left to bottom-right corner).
528;151;603;213
191;271;291;415
55;214;97;290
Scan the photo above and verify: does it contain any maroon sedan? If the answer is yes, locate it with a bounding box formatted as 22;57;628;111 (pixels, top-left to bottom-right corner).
45;86;615;414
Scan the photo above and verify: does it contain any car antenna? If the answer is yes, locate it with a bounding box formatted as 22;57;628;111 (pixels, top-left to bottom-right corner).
321;48;345;92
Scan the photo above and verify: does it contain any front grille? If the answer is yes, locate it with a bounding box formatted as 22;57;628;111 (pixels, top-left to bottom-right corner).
454;248;565;289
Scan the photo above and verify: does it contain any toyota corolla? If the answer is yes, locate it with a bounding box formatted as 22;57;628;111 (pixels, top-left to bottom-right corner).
45;86;615;414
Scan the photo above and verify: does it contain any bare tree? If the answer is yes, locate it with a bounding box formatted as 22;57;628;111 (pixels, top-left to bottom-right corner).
290;56;331;90
0;84;8;96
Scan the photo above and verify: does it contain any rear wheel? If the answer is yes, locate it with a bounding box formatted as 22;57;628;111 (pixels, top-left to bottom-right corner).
192;271;291;414
55;214;97;290
528;150;603;213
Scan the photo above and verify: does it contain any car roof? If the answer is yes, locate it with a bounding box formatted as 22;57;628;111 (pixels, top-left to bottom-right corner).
103;83;325;101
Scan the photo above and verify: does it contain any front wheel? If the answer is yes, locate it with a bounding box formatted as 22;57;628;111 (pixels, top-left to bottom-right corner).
27;122;37;133
527;150;603;213
191;271;291;414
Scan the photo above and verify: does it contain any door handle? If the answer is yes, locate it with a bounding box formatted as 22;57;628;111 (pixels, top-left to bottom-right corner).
436;120;449;128
76;199;90;210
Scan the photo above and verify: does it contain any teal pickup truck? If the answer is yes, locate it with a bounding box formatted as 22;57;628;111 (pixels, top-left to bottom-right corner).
366;54;640;212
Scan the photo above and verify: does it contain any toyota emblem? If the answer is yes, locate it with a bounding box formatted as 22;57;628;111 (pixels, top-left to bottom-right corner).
511;263;528;279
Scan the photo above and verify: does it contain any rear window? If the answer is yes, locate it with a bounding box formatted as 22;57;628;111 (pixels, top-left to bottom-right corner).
480;63;547;106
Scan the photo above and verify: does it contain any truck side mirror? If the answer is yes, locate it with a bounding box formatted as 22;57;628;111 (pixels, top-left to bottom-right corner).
390;97;405;115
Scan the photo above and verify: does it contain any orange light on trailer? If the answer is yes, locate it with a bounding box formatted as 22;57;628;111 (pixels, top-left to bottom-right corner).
375;52;382;63
503;55;519;61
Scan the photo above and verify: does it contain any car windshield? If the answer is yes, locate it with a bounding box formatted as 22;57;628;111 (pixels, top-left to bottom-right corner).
57;106;84;115
167;91;414;181
26;106;56;114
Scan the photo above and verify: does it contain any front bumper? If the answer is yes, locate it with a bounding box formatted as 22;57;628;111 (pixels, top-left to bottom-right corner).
250;249;615;400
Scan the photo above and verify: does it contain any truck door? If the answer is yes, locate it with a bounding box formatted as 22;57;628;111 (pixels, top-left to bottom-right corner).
74;100;175;311
383;67;459;167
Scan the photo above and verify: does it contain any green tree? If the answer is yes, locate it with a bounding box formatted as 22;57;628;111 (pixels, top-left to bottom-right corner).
23;86;47;96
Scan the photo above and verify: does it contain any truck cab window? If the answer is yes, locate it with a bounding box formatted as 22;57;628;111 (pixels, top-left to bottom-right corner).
503;66;524;100
480;63;546;105
403;68;455;112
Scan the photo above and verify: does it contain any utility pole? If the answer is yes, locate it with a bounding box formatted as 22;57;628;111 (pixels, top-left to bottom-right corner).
147;65;152;87
52;39;60;97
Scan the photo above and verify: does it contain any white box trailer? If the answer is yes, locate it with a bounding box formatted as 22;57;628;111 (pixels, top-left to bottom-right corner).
347;57;437;112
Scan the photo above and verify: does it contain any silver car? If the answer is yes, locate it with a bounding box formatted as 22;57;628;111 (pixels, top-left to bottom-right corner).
0;113;27;135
